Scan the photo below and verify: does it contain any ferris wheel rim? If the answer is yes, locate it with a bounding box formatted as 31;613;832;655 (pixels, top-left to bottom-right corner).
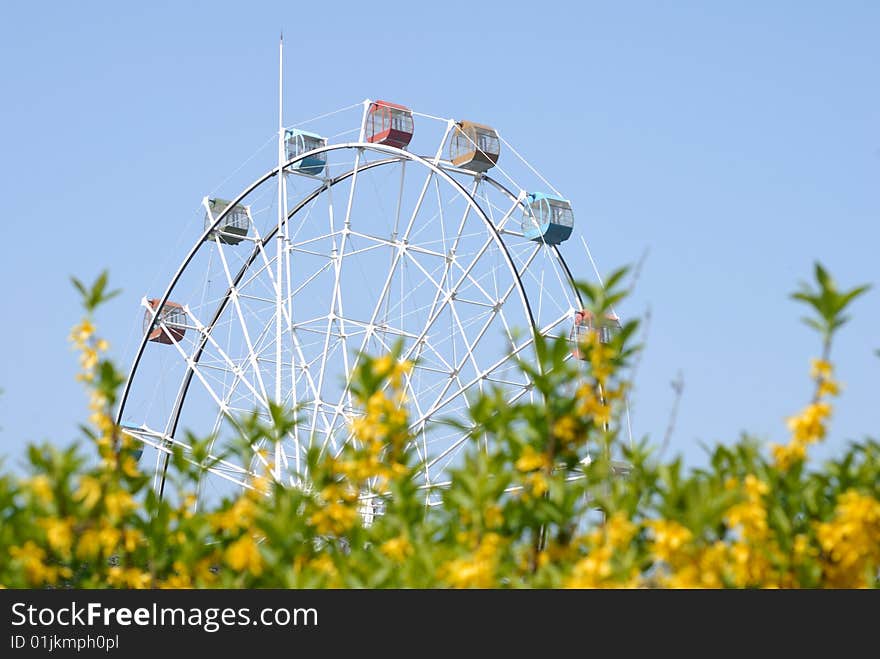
115;142;544;428
117;141;589;496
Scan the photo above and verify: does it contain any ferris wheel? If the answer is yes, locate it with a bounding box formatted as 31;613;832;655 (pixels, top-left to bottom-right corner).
116;61;615;505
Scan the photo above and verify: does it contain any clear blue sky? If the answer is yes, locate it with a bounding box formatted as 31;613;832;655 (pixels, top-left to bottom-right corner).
1;1;877;470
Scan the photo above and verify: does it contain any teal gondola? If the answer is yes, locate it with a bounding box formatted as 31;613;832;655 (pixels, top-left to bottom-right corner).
521;193;574;245
285;129;327;176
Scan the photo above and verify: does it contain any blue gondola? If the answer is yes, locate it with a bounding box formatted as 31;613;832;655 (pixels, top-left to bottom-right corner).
285;128;327;176
521;193;574;245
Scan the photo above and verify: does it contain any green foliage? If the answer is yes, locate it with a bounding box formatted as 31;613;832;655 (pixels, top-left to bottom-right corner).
70;270;120;314
791;262;870;345
0;266;877;589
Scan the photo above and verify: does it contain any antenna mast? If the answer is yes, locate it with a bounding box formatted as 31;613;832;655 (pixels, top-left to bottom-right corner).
273;33;285;481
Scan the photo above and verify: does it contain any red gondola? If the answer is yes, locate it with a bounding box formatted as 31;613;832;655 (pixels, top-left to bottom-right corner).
570;310;621;359
144;299;187;344
365;100;414;149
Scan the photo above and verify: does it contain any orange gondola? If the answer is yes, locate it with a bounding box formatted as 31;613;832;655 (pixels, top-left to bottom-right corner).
448;121;500;173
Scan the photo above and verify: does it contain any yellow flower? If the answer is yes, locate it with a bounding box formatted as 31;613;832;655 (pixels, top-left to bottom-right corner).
810;358;832;380
371;354;413;388
310;554;338;581
225;536;263;576
817;378;840;398
161;574;192;589
792;533;816;563
75;476;102;511
815;490;880;587
576;387;612;427
586;334;616;384
771;441;807;471
107;566;151;589
320;483;359;504
372;354;394;378
27;475;54;505
88;391;108;411
647;519;693;563
121;456;140;478
484;504;504;529
605;512;637;549
104;490;135;519
98;526;121;554
439;534;502;588
728;541;775;588
10;542;54;585
696;541;729;588
726;499;768;542
309;502;359;536
75;529;102;559
69;319;95;346
515;445;548;473
552;416;579;444
743;474;769;499
122;528;142;553
564;545;614;588
195;556;220;585
525;471;549;497
380;536;413;562
80;347;99;371
211;497;255;533
38;517;74;557
786;401;832;445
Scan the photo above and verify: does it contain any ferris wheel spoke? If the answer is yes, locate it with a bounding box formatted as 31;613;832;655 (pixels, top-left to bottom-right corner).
515;244;574;329
421;306;503;416
393;159;406;237
214;237;271;403
236;240;288;292
129;428;260;494
420;179;479;326
328;242;468;458
446;301;487;386
307;159;362;449
399;122;455;243
358;329;432;471
412;310;570;436
434;176;449;257
411;193;523;357
378;256;446;328
146;307;276;481
398;231;496;366
320;244;406;449
124;133;591;502
287;258;335;299
251;219;339;449
196;310;278;451
447;196;524;301
310;220;356;446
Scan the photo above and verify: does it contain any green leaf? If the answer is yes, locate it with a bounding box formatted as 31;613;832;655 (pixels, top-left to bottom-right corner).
791;262;870;342
71;270;122;313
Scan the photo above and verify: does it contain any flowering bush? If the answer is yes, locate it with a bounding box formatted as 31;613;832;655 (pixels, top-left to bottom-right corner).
0;265;876;588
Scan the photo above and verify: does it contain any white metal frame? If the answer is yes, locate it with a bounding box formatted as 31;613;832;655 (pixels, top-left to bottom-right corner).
117;94;597;504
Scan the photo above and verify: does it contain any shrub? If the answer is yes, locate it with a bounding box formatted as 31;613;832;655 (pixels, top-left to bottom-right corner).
0;265;876;588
